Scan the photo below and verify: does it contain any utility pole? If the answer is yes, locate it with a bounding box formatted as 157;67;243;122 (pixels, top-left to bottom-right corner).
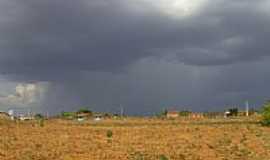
28;108;30;117
46;111;49;118
245;100;249;117
120;104;124;118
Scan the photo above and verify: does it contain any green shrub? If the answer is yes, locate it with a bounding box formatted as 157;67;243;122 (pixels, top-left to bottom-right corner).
156;109;168;118
36;118;45;127
77;108;92;114
106;130;113;143
159;155;169;160
107;130;113;138
179;111;191;117
34;113;44;119
228;108;238;116
261;100;270;126
61;112;76;119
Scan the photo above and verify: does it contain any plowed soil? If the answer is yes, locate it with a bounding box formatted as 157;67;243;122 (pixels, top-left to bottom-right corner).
1;118;270;160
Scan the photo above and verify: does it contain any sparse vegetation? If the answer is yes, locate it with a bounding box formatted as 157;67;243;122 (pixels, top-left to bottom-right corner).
261;100;270;126
38;118;45;127
159;154;169;160
0;117;269;160
228;108;238;117
106;129;113;143
61;111;76;119
106;130;113;138
130;152;145;160
178;110;191;117
77;108;92;114
34;113;44;119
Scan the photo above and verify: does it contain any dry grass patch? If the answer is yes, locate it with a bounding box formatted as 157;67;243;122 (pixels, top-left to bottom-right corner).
0;118;270;160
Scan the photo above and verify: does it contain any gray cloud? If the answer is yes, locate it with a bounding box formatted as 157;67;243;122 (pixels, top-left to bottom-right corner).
0;0;270;114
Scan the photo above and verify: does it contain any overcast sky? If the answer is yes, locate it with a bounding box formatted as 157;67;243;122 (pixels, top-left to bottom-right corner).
0;0;270;115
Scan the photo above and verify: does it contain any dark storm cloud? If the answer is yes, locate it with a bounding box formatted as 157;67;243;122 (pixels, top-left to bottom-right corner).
0;0;270;113
1;0;269;78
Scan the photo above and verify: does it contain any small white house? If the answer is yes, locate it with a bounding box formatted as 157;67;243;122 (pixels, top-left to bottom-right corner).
19;114;34;121
94;114;103;121
77;117;85;122
8;110;15;120
224;111;231;118
94;117;102;121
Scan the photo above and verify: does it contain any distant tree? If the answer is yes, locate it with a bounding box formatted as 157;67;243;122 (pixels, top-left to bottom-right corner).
61;112;76;119
113;113;119;117
228;108;238;116
104;113;112;118
34;113;44;119
77;108;92;113
261;100;270;126
179;110;191;117
34;113;45;127
155;108;168;118
162;109;168;116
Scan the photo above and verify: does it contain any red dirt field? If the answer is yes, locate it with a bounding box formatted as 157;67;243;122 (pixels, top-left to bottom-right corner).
1;118;270;160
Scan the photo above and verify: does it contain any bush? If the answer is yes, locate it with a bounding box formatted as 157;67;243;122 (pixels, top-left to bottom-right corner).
34;114;45;127
77;108;92;114
261;100;270;126
106;130;113;143
156;109;168;118
61;112;76;119
106;130;113;138
228;108;238;116
159;155;169;160
179;111;191;117
34;113;44;119
38;119;45;127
